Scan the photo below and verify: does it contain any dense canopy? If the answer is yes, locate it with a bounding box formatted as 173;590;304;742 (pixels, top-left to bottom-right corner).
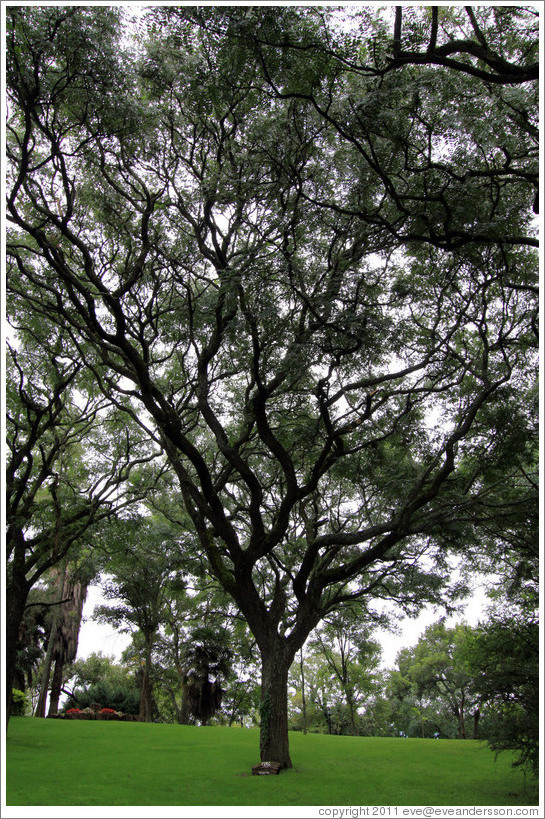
6;4;539;766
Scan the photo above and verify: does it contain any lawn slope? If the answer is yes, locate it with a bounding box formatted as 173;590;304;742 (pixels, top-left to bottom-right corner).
6;717;537;806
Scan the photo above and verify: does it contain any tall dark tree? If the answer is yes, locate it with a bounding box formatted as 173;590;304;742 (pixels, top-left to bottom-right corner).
13;590;49;695
6;6;538;766
182;625;233;726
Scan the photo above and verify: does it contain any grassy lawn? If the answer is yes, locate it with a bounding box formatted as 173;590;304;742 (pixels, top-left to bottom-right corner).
5;717;538;807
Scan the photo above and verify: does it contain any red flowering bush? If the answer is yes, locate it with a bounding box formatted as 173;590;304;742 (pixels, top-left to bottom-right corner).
100;708;117;714
66;708;81;714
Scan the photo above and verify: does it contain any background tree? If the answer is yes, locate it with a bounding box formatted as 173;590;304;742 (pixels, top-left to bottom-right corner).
66;651;136;694
460;535;539;779
63;656;141;716
34;555;96;717
288;652;332;734
462;612;539;776
93;516;187;722
181;625;233;726
395;620;481;739
308;607;382;736
6;6;538;766
151;570;254;725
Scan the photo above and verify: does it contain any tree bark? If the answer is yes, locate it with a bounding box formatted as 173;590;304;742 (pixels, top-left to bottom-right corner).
259;641;293;769
138;634;155;722
346;688;359;736
458;690;467;739
35;633;55;718
473;708;480;740
139;663;153;722
5;574;31;725
299;650;307;735
35;564;67;718
48;659;64;715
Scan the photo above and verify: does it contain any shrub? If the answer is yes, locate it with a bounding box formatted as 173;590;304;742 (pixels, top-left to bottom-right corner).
63;681;140;715
11;689;30;717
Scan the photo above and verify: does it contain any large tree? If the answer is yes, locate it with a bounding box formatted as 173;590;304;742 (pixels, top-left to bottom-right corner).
6;6;538;766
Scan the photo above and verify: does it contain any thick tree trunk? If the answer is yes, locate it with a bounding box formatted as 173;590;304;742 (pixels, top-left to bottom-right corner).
259;641;293;769
139;664;153;722
5;576;30;725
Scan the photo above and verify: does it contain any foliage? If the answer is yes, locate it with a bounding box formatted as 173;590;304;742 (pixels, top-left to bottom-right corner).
34;558;96;717
10;689;30;717
4;312;158;720
462;613;539;776
92;515;190;721
67;651;136;691
288;609;384;736
385;610;539;771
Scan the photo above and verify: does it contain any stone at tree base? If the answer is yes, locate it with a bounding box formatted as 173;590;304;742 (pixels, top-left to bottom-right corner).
252;761;281;775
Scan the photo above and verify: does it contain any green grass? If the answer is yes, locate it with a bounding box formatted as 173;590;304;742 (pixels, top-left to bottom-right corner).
6;717;538;807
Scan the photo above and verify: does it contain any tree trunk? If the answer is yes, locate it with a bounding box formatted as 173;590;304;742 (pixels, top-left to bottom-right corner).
346;688;359;736
473;708;480;740
35;565;67;718
35;660;51;717
457;690;466;739
179;680;190;724
138;634;155;722
48;658;64;716
299;649;307;735
35;617;58;718
5;572;31;725
259;641;293;769
138;662;153;722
